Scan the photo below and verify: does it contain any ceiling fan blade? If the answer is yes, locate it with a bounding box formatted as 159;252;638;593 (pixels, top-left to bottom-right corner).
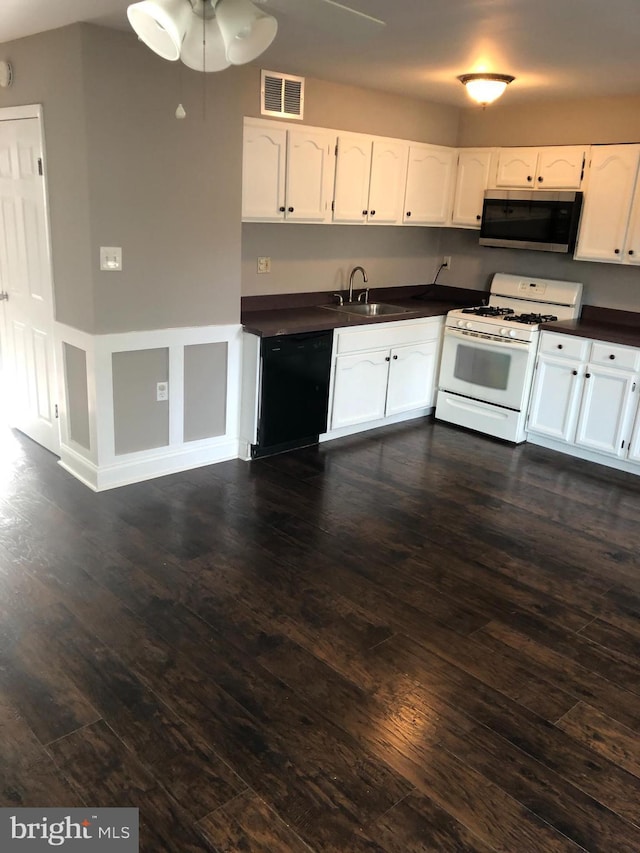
258;0;386;39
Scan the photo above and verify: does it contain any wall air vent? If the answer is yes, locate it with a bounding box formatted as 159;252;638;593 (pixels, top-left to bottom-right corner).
261;70;305;120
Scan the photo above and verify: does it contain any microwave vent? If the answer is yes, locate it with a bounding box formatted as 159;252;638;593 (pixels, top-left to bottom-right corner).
261;70;304;120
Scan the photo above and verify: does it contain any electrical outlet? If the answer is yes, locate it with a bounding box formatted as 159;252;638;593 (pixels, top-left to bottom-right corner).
443;256;452;271
100;246;122;271
156;381;169;402
257;256;271;274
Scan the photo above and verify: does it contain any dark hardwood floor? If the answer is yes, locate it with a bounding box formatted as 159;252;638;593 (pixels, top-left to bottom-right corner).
2;418;640;851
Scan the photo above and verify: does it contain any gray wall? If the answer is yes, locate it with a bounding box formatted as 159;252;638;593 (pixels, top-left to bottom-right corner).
63;342;90;450
112;348;169;455
183;342;227;441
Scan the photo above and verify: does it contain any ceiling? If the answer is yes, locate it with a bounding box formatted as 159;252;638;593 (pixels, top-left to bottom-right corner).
3;0;640;107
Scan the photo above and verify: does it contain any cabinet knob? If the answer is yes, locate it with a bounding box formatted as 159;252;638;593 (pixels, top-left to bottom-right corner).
629;250;635;256
609;354;616;360
527;175;533;182
476;214;481;220
392;354;398;360
370;210;376;216
362;210;368;215
557;344;563;349
572;370;578;376
585;372;591;378
537;176;543;183
288;206;294;213
279;206;285;212
406;211;412;217
615;248;621;254
385;356;390;362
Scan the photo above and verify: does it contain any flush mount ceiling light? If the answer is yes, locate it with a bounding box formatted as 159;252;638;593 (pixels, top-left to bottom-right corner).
457;72;515;106
127;0;278;71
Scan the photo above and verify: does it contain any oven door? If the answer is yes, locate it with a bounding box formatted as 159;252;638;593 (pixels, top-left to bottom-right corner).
439;328;533;410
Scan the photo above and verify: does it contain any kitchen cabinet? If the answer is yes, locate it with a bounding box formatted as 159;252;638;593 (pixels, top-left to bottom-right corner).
495;146;586;189
451;148;495;228
329;318;442;431
528;332;640;463
333;134;408;224
574;144;640;264
242;118;335;222
403;143;457;225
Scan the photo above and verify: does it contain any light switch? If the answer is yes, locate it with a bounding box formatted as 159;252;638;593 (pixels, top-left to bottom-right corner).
257;256;271;274
100;246;123;271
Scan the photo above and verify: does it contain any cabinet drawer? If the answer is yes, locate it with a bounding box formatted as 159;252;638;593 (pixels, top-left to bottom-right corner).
538;332;589;361
590;341;640;371
336;318;443;354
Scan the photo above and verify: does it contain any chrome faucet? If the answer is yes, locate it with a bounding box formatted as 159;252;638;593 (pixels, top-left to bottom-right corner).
348;265;368;303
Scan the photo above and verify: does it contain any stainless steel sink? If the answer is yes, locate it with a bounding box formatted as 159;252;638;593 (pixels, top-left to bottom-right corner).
322;302;413;317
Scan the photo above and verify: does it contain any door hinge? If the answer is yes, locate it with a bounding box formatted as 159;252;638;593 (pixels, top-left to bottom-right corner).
54;404;59;419
38;157;43;176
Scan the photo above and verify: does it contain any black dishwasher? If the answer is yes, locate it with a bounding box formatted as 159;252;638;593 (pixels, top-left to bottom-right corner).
252;329;334;458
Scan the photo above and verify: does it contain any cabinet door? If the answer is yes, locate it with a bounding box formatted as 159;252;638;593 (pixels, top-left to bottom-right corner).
575;366;637;457
574;144;640;263
536;146;586;189
451;149;493;228
495;148;539;188
242;122;287;221
527;355;583;441
621;178;640;263
332;134;372;224
628;400;640;463
331;350;389;428
402;144;456;225
367;140;408;224
285;128;335;223
386;341;438;415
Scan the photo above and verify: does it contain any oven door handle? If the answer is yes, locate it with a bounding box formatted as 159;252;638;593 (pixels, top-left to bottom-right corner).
444;327;530;352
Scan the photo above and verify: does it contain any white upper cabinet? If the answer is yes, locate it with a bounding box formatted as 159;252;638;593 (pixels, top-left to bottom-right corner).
332;133;372;224
574;144;640;263
495;146;586;189
451;148;495;228
403;144;457;225
333;135;408;224
242;119;335;223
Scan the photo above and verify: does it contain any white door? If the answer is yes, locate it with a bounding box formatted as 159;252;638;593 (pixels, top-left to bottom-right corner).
331;350;389;428
536;146;586;189
285;127;335;223
495;147;539;188
574;144;640;263
0;111;59;454
451;148;493;228
241;120;287;221
386;341;438;415
527;355;583;442
332;134;372;224
367;140;408;225
574;366;637;457
403;144;456;225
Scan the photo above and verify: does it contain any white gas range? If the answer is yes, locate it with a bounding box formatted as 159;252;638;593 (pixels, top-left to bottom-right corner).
435;273;583;443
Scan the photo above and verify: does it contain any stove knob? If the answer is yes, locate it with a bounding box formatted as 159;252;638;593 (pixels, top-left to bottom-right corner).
465;322;473;329
509;330;518;338
500;328;509;336
457;320;465;327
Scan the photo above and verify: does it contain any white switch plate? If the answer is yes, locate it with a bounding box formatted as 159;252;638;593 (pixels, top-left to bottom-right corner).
156;381;169;402
257;256;271;274
100;246;123;271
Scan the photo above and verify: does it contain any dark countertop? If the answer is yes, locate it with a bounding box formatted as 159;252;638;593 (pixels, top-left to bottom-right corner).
241;284;482;337
541;305;640;348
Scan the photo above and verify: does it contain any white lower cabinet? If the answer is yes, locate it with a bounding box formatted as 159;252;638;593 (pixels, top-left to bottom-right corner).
329;318;442;432
528;332;640;469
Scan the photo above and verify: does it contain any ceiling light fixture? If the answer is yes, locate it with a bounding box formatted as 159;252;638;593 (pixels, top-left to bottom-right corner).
127;0;277;70
457;72;515;106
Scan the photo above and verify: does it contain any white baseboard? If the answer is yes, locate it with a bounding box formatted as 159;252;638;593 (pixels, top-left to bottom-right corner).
527;433;640;476
59;438;240;491
320;407;432;443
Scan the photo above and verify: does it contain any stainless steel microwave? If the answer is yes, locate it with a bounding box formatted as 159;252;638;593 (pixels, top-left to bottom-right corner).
479;190;583;253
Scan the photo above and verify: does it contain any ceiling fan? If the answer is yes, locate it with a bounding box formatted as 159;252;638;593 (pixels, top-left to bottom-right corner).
127;0;386;72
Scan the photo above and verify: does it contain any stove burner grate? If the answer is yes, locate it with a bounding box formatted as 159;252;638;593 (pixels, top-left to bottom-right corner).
504;313;559;325
461;306;515;317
